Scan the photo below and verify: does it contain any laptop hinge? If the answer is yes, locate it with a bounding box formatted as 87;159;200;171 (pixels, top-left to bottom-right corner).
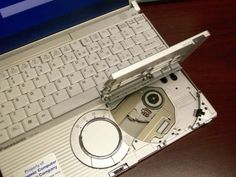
131;1;141;12
101;62;182;106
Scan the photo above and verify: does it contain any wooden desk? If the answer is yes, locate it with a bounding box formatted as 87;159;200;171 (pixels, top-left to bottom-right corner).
121;1;236;177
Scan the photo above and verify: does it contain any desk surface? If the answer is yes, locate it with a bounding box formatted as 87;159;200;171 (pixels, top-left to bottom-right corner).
121;1;236;177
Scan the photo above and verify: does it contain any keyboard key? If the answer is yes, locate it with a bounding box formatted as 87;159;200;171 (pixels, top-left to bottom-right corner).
18;62;30;72
74;47;89;58
35;63;51;75
40;53;52;63
70;40;83;50
133;22;151;34
129;45;144;56
110;32;124;43
73;58;88;71
22;68;38;81
105;66;119;77
80;78;96;91
8;66;20;76
33;75;49;88
108;26;119;34
53;89;69;103
37;110;52;124
86;42;101;53
27;89;44;102
19;80;35;94
118;22;129;31
93;72;108;85
47;69;62;82
7;123;25;138
118;50;132;61
10;108;27;123
48;57;64;69
117;61;130;70
0;71;9;80
81;66;96;78
39;95;55;110
50;48;62;58
0;92;7;105
106;55;120;67
22;116;40;131
81;36;92;46
60;44;72;54
143;29;157;40
129;56;141;64
67;83;83;97
93;60;109;72
85;53;100;65
0;129;9;144
97;48;112;59
41;83;57;96
132;33;146;44
98;37;113;48
50;87;99;118
121;28;135;39
25;102;41;116
13;95;30;109
126;18;137;27
0;115;12;129
8;74;24;87
6;86;21;100
29;58;42;67
90;32;102;42
55;77;70;90
60;63;75;76
121;38;135;49
68;71;84;84
141;37;162;51
0;80;10;92
99;29;110;38
110;43;123;54
61;52;77;64
135;14;146;23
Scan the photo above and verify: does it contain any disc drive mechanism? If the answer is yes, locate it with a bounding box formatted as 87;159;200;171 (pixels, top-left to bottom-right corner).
111;87;175;142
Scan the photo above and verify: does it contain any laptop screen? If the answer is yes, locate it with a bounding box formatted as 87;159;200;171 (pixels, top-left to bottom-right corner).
0;0;129;54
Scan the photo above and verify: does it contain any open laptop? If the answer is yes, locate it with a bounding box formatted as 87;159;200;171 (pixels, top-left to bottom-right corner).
0;0;216;177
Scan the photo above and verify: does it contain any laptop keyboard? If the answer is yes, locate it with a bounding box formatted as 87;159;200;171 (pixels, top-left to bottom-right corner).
0;14;166;145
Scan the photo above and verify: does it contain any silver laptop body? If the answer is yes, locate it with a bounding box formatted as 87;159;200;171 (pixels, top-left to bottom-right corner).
0;1;216;177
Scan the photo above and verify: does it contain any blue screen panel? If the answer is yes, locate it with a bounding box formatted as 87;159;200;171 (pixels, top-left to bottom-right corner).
0;0;129;54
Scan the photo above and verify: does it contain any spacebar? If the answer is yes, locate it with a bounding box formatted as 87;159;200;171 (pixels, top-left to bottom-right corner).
50;88;100;118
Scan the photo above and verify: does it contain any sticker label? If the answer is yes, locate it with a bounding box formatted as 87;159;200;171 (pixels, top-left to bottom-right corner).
13;153;64;177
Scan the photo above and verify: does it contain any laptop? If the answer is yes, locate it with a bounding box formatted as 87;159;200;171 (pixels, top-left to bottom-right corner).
0;0;217;177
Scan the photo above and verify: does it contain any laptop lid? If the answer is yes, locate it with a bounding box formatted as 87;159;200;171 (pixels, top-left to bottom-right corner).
0;0;129;55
